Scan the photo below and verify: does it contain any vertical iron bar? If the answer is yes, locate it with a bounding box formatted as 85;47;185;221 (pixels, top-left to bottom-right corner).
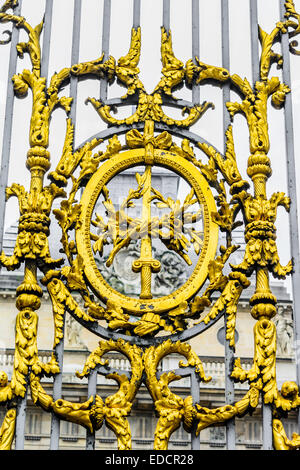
41;0;54;79
222;0;231;132
49;323;65;450
191;373;200;450
0;0;23;253
69;0;82;127
224;320;236;449
42;0;63;450
192;0;200;104
249;0;260;84
100;0;111;102
163;0;170;31
250;0;274;447
4;0;24;450
133;0;141;29
15;386;28;450
222;0;235;450
48;0;83;449
86;368;98;450
132;0;141;114
262;401;273;450
279;0;300;434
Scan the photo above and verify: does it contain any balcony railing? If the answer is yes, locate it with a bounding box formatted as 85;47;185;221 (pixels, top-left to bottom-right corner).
0;348;271;390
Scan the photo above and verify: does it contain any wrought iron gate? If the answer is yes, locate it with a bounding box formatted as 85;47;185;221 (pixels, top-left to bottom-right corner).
0;0;299;451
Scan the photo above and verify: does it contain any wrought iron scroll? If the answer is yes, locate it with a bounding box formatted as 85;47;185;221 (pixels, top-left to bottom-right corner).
0;0;299;451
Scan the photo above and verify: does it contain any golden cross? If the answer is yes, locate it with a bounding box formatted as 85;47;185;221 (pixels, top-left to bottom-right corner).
132;121;161;299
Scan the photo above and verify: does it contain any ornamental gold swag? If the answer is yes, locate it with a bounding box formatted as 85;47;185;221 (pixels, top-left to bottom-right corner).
0;0;299;451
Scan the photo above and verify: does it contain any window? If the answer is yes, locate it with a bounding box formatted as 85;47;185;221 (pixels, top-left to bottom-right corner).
102;424;114;438
246;420;261;443
144;417;152;438
61;420;79;438
25;412;42;436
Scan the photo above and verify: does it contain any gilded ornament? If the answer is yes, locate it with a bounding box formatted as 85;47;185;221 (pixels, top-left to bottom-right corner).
273;419;300;450
0;371;12;403
46;276;97;348
85;27;215;128
76;145;218;326
195;386;259;435
0;0;300;450
30;375;95;432
0;0;18;13
10;307;38;397
185;56;230;86
144;340;211;449
77;339;144;449
0;409;16;450
230;192;293;280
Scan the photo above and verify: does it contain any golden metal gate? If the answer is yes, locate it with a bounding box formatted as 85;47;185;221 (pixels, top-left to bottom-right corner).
0;0;299;451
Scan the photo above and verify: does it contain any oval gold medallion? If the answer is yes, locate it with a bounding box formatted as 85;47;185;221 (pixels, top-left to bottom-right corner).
76;147;219;316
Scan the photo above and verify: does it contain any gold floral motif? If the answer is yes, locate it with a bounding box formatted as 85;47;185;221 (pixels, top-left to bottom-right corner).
232;319;276;399
0;6;113;275
49;118;103;188
10;307;39;397
231;321;299;411
198;125;249;192
76;146;219;324
0;183;65;270
198;272;250;349
285;0;300;54
220;3;300;432
154;27;185;98
91;164;203;270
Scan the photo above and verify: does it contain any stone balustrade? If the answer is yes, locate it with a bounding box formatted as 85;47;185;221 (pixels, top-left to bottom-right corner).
0;349;254;390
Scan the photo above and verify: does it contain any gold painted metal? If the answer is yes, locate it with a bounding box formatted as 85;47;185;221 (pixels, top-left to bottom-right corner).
88;27;223;128
30;375;96;433
143;340;211;450
273;419;300;450
195;386;260;435
76;145;219;326
0;0;300;450
131;121;160;300
77;339;144;450
0;409;16;450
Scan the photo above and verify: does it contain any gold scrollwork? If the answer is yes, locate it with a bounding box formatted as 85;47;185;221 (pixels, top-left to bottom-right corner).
143;340;211;450
86;27;228;129
195;386;260;435
0;0;300;451
30;375;95;433
77;339;144;450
